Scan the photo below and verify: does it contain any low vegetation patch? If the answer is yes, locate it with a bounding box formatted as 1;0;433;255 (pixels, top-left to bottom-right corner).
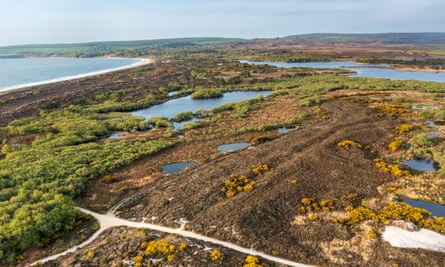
333;202;445;234
221;174;256;198
374;158;411;177
298;197;336;213
209;248;224;261
243;255;264;267
191;89;223;99
388;139;403;152
396;124;414;135
136;238;188;266
337;140;363;150
220;163;271;198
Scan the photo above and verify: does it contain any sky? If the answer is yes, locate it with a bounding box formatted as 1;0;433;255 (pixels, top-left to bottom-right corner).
0;0;444;46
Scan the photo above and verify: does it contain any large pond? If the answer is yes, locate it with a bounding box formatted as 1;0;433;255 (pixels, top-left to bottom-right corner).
131;91;271;120
239;60;445;82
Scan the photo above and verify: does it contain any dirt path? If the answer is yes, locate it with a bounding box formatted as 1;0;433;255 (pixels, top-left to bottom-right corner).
30;207;313;267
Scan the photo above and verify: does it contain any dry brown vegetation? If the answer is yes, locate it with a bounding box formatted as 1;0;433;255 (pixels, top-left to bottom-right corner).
2;39;445;266
90;94;443;266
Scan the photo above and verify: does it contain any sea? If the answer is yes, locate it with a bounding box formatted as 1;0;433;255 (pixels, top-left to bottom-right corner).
0;57;145;92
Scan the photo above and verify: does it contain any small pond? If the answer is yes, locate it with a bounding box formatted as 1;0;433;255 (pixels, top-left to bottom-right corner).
426;121;436;127
403;159;437;172
429;130;440;139
278;126;299;134
401;198;445;217
108;134;124;139
162;162;196;174
217;142;249;154
412;105;439;110
132;91;272;120
425;121;440;139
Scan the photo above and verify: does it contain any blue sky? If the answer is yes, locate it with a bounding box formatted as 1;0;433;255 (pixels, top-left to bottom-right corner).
0;0;444;46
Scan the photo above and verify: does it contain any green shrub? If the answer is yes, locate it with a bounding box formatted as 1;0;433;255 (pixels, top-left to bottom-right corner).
191;89;223;99
172;111;193;122
250;136;270;145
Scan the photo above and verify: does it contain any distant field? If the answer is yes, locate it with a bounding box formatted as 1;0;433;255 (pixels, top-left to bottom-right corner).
285;32;445;43
412;49;445;56
3;33;445;58
0;37;245;57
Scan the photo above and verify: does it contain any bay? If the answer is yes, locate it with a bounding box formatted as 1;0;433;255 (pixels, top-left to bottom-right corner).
0;57;144;92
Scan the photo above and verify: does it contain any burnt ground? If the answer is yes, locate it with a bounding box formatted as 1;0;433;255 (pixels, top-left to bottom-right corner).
2;50;444;266
93;97;444;266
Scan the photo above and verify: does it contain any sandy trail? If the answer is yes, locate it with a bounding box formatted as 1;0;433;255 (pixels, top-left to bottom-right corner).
30;207;313;267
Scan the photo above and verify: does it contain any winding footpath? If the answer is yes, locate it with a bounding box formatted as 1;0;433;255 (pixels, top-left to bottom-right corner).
30;206;313;267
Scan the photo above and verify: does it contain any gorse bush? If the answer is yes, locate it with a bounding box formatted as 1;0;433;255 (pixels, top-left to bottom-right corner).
388;139;403;152
221;175;256;198
298;197;336;213
210;249;224;261
252;163;271;175
220;163;271;198
337;140;363;150
397;124;414;135
374;158;410;177
333;201;445;234
243;255;263;267
138;239;188;265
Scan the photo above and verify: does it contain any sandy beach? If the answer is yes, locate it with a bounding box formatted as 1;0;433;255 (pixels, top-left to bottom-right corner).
0;57;154;94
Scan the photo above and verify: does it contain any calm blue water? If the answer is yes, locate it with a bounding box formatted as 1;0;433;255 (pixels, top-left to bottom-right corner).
217;142;250;154
162;162;196;174
402;198;445;217
132;91;271;120
239;60;445;82
403;159;437;172
0;57;144;92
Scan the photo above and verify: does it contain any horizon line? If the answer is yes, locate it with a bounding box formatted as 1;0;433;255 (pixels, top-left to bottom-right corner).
2;31;445;48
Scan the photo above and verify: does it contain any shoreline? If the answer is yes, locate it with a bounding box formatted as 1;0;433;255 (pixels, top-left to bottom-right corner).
351;64;445;73
0;57;153;95
389;65;445;73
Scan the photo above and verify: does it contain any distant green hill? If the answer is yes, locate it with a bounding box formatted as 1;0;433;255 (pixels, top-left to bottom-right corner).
2;33;445;58
284;32;445;43
0;37;245;58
